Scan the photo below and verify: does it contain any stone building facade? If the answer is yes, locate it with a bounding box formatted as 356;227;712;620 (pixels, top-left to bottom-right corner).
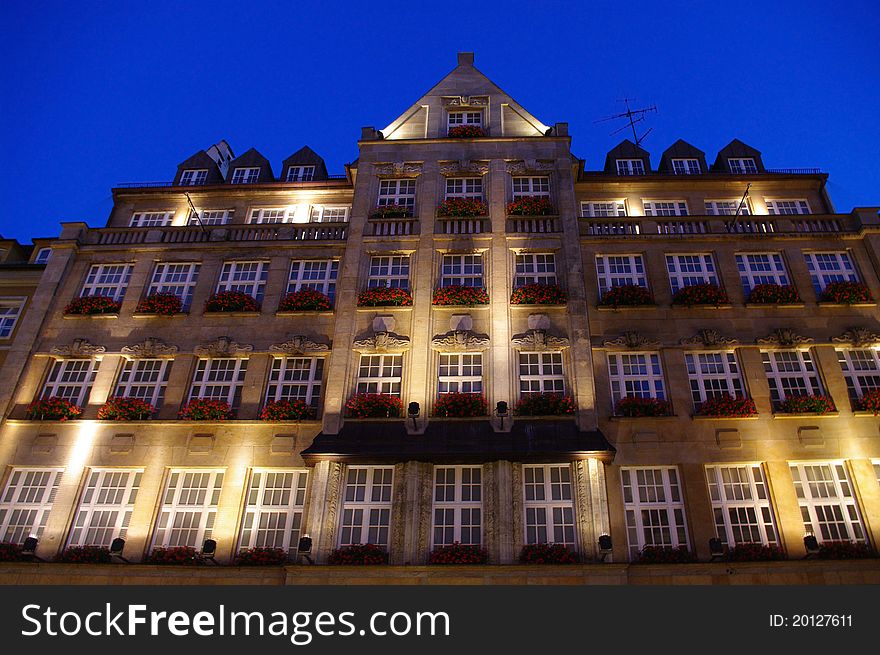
0;52;878;570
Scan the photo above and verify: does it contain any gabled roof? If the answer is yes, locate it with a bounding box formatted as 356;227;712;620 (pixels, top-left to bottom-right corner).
658;139;707;174
603;139;651;172
282;146;329;180
173;150;225;185
227;147;274;182
713;139;764;172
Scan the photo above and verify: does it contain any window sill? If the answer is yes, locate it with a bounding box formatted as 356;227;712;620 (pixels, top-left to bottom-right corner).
608;415;678;421
744;303;806;309
203;311;263;317
816;302;877;308
355;306;413;312
691;414;760;421
670;304;733;310
506;213;560;219
132;312;189;319
596;304;658;312
436;214;489;220
509;303;567;309
5;418;324;426
62;313;119;320
275;310;335;317
771;412;840;419
431;303;490;309
852;411;880;417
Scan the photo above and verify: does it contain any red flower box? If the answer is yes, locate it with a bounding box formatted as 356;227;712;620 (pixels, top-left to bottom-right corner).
260;399;317;421
599;284;654;308
514;393;576;416
371;203;413;219
345;393;404;418
725;543;786;562
436;197;487;217
429;543;488;564
356;286;413;307
777;394;836;415
857;389;880;414
26;396;82;421
510;283;568;305
817;541;875;559
432;285;489;306
205;290;260;312
135;292;183;315
447;125;486;138
0;542;24;562
97;396;155;420
518;543;580;564
671;283;729;307
328;544;388;565
695;395;757;418
506;197;556;216
178;398;233;420
433;392;488;417
58;546;112;564
635;545;696;564
614;396;672;417
63;295;121;315
819;281;873;304
235;547;289;566
278;289;332;311
147;546;204;565
747;283;801;304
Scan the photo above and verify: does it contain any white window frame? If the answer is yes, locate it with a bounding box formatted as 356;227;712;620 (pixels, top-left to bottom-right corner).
514;253;557;287
728;158;758;174
705;465;778;546
0;468;63;544
286;166;315;182
287;259;339;302
432;466;482;547
338;467;393;547
0;298;25;339
216;260;269;302
249;208;292;224
685;351;745;408
643;200;689;217
377;179;416;212
608;352;666;406
230;167;260;184
34;248;52;264
179;169;208;186
80;263;133;302
671;158;701;175
356;354;402;396
766;199;811;215
736;253;789;294
803;251;859;293
147;262;201;310
367;255;410;290
581;201;627;217
790;462;866;543
665;253;718;294
114;358;172;408
152;469;224;549
616;159;645;176
518;351;565;396
41;358;99;406
68;469;142;547
705;200;751;216
188;357;248;409
438;353;483;394
761;350;823;406
595;254;647;296
445;177;483;200
621;466;689;560
523;464;576;547
238;469;309;554
129;211;174;227
836;348;880;403
190;209;234;226
512;176;550;199
447;110;483;130
440;253;484;287
309;206;350;223
266;356;324;408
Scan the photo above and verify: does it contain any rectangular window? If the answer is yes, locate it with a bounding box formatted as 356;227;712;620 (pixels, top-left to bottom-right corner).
803;252;859;293
512;176;550;198
445;177;483;200
706;465;777;546
433;466;482;546
438;353;483;394
621;467;689;560
216;260;269;302
581;201;627;217
0;298;24;339
41;358;99;406
190;209;234;225
310;206;350;222
0;468;63;544
286;166;315;182
34;248;51;264
377;179;416;213
514;253;557;287
518;352;565;395
152;470;224;548
249;208;290;224
790;462;866;543
367;256;409;290
608;352;666;406
147;262;201;310
356;355;402;396
130;211;174;227
189;358;248;410
685;352;744;408
287;260;339;302
665;253;718;294
836;348;880;403
643;201;689;216
440;254;484;287
68;469;142;547
736;253;789;295
239;469;308;553
448;111;482;129
114;358;172;408
766;199;811;215
266;357;324;408
80;264;133;301
728;158;758;174
671;159;701;175
705;200;751;216
179;169;208;186
523;464;576;547
616;159;645;176
230;167;260;184
339;467;393;547
762;350;823;407
595;254;647;296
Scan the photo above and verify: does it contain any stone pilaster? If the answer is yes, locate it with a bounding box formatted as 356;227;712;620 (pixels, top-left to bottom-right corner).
239;353;271;419
495;460;515;563
124;452;170;561
482;461;498;561
303;460;344;563
158;354;196;419
389;462;408;564
572;458;612;561
211;449;251;562
396;461;432;564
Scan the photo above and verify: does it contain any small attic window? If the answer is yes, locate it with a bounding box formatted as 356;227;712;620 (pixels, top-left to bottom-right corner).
616;159;645;176
179;169;208;186
286;166;315;182
447;111;484;137
34;248;51;264
671;159;701;175
231;167;261;184
728;158;758;174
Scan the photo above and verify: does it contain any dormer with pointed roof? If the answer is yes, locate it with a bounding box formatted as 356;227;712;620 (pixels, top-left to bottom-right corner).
658;139;707;175
604;139;651;175
227;148;275;184
281;146;329;182
713;139;765;173
173;149;226;186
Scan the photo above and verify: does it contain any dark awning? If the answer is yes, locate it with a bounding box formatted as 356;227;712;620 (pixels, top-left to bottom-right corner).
301;419;614;465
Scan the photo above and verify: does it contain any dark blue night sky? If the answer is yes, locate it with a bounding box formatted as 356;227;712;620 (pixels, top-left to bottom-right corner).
1;1;878;242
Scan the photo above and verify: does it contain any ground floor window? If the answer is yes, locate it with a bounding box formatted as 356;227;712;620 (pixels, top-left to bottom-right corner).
705;464;777;546
523;464;576;547
152;469;224;549
338;467;393;548
238;469;308;554
432;466;482;546
621;466;689;560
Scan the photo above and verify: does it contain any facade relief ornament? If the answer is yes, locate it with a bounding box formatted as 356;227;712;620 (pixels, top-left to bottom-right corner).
270;335;331;356
431;329;490;351
505;159;555;175
679;329;738;347
121;337;178;358
442;95;488;108
438;160;490;176
603;331;661;350
194;336;253;357
756;328;814;347
511;329;570;351
50;339;106;358
373;161;423;178
352;331;411;353
831;327;880;348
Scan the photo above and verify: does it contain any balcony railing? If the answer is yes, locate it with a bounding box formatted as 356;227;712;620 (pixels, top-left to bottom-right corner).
507;216;562;233
579;214;858;238
364;219;419;236
436;217;489;234
89;223;347;246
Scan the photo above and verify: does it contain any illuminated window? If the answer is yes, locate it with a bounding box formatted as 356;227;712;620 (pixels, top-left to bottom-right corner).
523;464;576;547
518;352;564;396
836;348;880;404
671;158;701;175
445;177;483;200
736;253;789;295
80;263;133;301
643;200;689;216
608;352;666;407
68;469;142;547
581;201;626;217
129;211;173;227
190;209;234;225
266;357;324;407
367;255;409;290
706;465;777;547
41;358;99;406
438;353;482;394
310;206;350;222
288;260;338;302
249;208;290;224
447;111;482;130
665;253;718;294
147;262;201;310
230;167;260;184
616;159;645;175
685;352;744;409
179;169;208;186
114;359;171;408
440;254;483;287
766;199;811;215
595;254;647;297
621;466;689;560
152;470;224;548
790;462;866;543
239;469;308;554
286;166;315;182
705;200;751;216
803;251;859;293
433;466;482;547
338;467;393;547
512;176;550;198
356;354;402;396
377;179;416;213
216;260;269;302
0;298;25;339
514;253;557;287
728;158;758;174
0;468;63;544
188;358;248;410
761;350;823;408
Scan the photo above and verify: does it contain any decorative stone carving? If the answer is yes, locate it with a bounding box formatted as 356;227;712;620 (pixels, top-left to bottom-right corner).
50;338;106;358
831;327;880;348
679;329;738;347
323;463;343;556
194;336;253;357
442;95;489;108
511;329;570;351
438;160;490;176
603;331;660;349
352;331;411;353
573;461;594;559
505;159;555;175
756;328;814;347
373;161;423;177
121;337;178;358
483;463;497;562
269;335;330;356
431;329;490;351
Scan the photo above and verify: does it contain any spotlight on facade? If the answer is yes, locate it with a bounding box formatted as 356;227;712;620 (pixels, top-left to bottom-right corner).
709;537;725;561
803;533;820;558
110;537;129;563
21;536;45;561
202;539;218;564
495;401;509;429
407;402;420;429
598;533;612;561
298;534;314;564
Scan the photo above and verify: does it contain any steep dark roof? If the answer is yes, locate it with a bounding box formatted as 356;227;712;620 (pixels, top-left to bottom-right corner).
227;147;274;182
172;150;225;185
281;146;329;180
713;139;765;172
603;139;651;173
658;139;707;174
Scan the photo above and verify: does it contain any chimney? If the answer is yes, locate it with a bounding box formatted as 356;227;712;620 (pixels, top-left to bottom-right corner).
457;52;474;66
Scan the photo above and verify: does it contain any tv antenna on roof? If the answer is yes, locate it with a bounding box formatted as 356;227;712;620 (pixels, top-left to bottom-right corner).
595;98;658;147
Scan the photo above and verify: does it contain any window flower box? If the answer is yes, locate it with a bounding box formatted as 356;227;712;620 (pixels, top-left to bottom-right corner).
178;399;233;421
510;283;568;306
747;283;801;305
776;394;836;415
432;285;489;306
345;393;404;418
26;396;82;421
260;399;317;421
135;292;183;315
63;296;121;316
819;281;873;304
725;543;786;562
447;125;486;138
614;396;672;418
857;389;880;415
370;204;413;219
598;284;654;308
278;289;332;312
235;547;289;566
58;546;112;564
518;543;580;564
429;543;489;564
671;283;729;307
204;290;260;313
147;546;204;565
433;392;488;418
694;395;757;418
506;197;556;216
328;544;388;565
817;541;875;560
635;546;696;564
514;393;576;416
436;197;487;217
0;542;23;562
97;396;155;421
356;286;413;307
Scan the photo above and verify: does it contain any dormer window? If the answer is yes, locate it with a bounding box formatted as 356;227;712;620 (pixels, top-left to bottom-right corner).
728;158;758;174
231;167;261;184
616;159;645;176
34;248;51;264
179;169;208;186
671;159;701;175
286;166;315;182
